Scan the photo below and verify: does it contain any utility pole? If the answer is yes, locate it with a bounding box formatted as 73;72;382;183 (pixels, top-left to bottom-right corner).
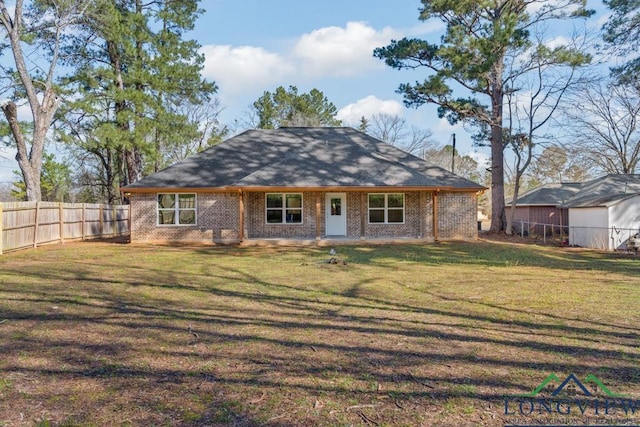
451;133;456;173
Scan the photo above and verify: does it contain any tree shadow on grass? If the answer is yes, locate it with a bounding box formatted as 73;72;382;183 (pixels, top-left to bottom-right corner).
331;241;640;276
1;242;639;425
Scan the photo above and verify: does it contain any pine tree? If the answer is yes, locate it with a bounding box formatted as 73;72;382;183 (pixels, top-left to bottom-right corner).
12;153;72;202
374;0;593;232
58;0;216;197
252;86;341;129
603;0;640;82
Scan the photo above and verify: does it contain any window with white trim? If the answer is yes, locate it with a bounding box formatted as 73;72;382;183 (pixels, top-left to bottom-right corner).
266;193;302;224
368;193;404;224
157;193;197;225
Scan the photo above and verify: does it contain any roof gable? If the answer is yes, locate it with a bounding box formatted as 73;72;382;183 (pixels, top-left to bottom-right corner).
125;127;485;191
562;174;640;208
510;182;584;206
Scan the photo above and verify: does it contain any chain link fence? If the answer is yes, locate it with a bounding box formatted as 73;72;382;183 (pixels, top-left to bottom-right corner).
513;220;639;251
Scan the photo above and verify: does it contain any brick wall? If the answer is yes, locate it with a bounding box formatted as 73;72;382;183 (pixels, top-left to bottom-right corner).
130;189;477;242
424;192;434;238
130;192;239;242
346;193;362;238
245;191;320;239
361;191;423;238
437;191;477;239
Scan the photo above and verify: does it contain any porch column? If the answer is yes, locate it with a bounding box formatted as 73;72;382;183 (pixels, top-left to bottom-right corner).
238;190;244;241
360;193;366;239
420;191;426;239
432;191;439;241
316;193;321;240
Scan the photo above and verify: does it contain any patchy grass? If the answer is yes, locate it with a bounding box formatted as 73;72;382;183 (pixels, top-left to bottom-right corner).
0;239;639;426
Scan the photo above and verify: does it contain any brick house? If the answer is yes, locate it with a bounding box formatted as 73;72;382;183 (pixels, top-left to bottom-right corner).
123;127;485;243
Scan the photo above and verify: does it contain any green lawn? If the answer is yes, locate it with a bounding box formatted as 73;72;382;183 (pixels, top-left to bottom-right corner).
0;239;639;426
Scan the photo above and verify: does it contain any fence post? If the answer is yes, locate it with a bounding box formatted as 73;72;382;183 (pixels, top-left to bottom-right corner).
99;205;104;237
33;202;40;248
543;224;546;244
81;203;86;240
112;205;117;236
569;226;572;246
520;220;524;237
0;203;3;255
59;202;65;244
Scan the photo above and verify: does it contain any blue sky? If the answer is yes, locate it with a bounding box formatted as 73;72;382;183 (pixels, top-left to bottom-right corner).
189;0;609;165
0;0;611;184
191;0;457;141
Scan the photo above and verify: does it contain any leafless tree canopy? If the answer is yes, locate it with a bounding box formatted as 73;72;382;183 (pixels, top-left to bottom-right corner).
364;113;433;156
562;80;640;174
161;99;228;165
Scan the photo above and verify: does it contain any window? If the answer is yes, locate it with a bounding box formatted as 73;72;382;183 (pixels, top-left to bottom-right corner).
330;197;342;216
266;193;302;224
157;193;196;225
368;193;404;224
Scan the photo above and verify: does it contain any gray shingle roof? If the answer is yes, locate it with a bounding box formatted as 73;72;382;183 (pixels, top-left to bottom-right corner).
125;127;485;191
561;174;640;208
510;182;584;206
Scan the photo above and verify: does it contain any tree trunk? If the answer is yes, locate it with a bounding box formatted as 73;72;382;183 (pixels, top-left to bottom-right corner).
124;148;143;184
506;136;533;236
506;175;521;236
489;65;506;233
107;39;144;185
490;127;506;232
1;101;40;201
0;1;60;202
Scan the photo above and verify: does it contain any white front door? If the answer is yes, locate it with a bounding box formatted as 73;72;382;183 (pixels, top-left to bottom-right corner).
325;193;347;236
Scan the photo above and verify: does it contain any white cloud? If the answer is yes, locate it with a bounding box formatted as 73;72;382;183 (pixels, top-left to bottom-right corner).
433;117;463;133
200;45;295;94
200;21;405;96
406;20;445;37
592;12;611;31
467;150;490;167
1;98;35;121
526;0;580;16
292;21;399;77
544;35;572;50
337;95;404;124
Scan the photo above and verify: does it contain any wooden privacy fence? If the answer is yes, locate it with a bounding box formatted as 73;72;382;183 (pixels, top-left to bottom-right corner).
0;202;130;254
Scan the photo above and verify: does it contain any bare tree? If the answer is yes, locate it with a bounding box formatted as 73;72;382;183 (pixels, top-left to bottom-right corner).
503;29;591;234
159;99;228;166
424;144;483;182
529;145;593;183
364;113;433;156
0;0;86;201
562;80;640;174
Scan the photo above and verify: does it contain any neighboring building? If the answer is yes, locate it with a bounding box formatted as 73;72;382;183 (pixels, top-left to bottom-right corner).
508;183;583;235
563;175;640;250
123;127;485;243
